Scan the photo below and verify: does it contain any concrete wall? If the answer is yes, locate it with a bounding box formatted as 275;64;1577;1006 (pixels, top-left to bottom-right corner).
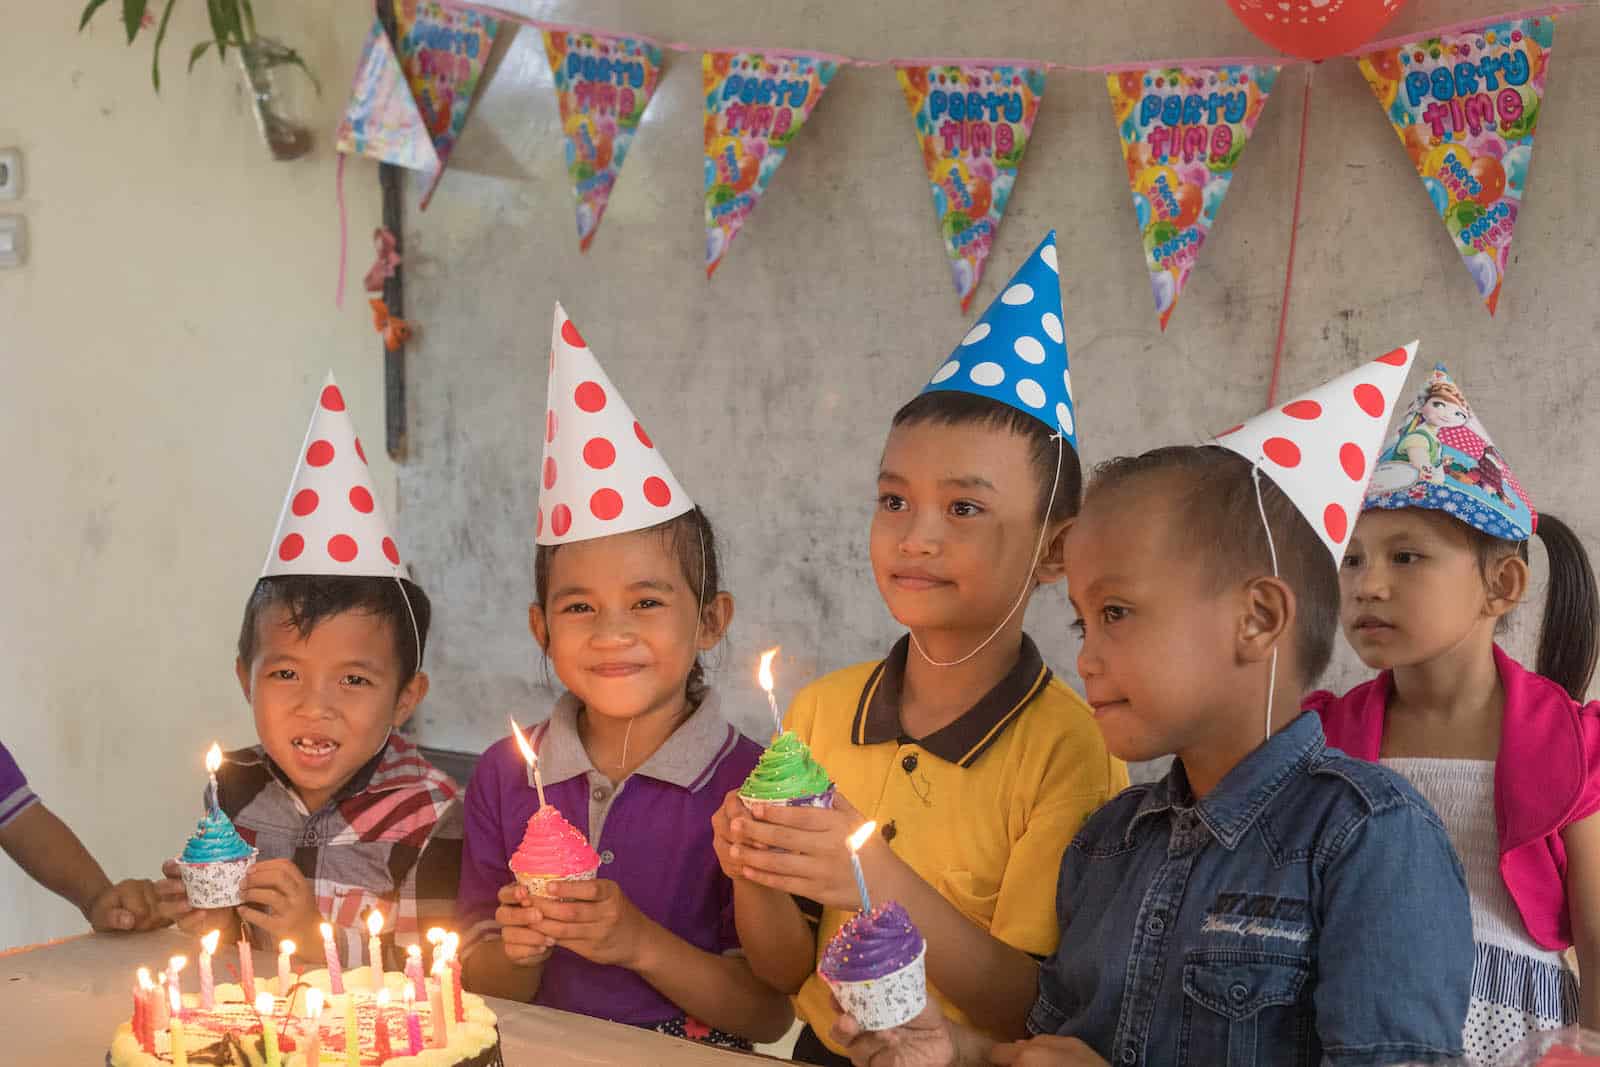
399;0;1600;757
2;0;1597;953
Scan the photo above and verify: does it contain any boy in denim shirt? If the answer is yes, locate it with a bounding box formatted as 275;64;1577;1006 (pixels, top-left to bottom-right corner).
833;353;1472;1066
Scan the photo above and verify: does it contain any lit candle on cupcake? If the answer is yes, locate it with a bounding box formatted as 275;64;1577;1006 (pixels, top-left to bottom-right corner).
175;744;257;908
740;651;834;810
508;719;600;898
819;828;928;1032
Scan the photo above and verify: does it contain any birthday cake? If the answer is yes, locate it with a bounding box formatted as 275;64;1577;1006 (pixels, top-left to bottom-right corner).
107;966;503;1067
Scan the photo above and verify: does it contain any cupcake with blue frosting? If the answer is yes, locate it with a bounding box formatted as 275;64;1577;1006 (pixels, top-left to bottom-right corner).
176;807;257;908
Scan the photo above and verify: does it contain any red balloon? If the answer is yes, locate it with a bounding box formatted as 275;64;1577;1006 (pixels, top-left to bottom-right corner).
1226;0;1410;61
1173;183;1204;229
1469;156;1506;206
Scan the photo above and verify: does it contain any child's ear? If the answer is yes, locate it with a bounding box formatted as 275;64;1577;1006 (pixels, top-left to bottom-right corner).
528;602;549;649
698;592;736;651
1484;552;1529;620
235;657;252;702
393;670;430;728
1033;517;1074;586
1238;575;1296;666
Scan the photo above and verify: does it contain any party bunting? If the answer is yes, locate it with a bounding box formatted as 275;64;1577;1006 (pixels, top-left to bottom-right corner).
895;63;1046;312
544;29;665;251
1357;15;1556;314
703;51;837;277
393;0;500;210
335;20;440;173
1107;63;1279;330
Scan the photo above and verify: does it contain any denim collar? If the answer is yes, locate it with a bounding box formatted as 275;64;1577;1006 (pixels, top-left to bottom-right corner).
1129;712;1326;850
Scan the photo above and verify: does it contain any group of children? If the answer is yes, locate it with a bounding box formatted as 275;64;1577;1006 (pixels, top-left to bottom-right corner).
5;231;1599;1066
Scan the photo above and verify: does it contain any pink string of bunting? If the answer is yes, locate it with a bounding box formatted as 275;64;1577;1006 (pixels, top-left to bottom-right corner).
435;0;1580;71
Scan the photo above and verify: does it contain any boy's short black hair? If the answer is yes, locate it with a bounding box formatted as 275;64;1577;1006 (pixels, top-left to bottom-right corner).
1086;445;1339;687
237;575;431;687
890;391;1082;524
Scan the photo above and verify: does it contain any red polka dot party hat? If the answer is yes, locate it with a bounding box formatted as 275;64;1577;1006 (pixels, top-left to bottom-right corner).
537;302;693;546
260;373;407;578
1214;341;1418;564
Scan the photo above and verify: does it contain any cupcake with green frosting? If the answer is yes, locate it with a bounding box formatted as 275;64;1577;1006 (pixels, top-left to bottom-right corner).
739;730;834;810
176;808;258;908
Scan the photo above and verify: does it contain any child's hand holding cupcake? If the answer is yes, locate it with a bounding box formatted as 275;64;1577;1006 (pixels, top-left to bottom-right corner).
728;790;878;912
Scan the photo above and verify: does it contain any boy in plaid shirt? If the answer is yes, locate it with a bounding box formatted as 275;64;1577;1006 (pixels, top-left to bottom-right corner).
155;377;463;969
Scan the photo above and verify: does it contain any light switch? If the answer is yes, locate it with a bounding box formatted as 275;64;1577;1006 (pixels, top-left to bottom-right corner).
0;216;26;268
0;149;19;200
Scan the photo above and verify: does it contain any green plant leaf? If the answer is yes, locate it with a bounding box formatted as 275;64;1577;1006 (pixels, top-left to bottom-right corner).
205;0;231;61
78;0;113;32
149;0;177;91
121;0;148;43
188;40;213;72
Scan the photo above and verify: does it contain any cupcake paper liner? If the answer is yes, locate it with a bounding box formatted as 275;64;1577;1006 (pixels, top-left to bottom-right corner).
823;944;928;1032
176;849;258;909
738;784;835;812
512;866;597;900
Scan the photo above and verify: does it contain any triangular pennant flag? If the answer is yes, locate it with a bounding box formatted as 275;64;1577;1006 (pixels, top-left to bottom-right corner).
335;19;440;172
538;304;694;546
919;231;1078;450
1365;363;1535;540
702;51;837;277
262;374;407;578
1357;15;1555;314
543;30;665;251
1215;342;1418;563
895;63;1046;312
1107;63;1280;330
392;0;500;210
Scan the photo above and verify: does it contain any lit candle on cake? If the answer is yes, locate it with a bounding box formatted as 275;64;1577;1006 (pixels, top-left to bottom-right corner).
428;974;447;1048
277;939;295;992
426;927;445;972
373;989;392;1059
237;929;256;1001
445;932;464;1023
366;911;384;989
199;931;219;1008
431;956;453;1042
758;648;783;735
151;973;170;1030
406;943;425;1001
304;987;323;1067
133;968;154;1052
342;987;358;1067
167;956;187;1010
205;743;222;813
255;992;281;1067
403;985;423;1055
169;973;188;1067
847;822;877;913
320;922;344;994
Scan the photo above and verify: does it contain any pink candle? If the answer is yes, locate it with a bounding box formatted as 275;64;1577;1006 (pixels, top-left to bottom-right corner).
403;986;423;1055
151;974;170;1030
237;938;257;1002
445;934;464;1023
304;988;324;1067
373;989;392;1060
132;972;151;1052
199;931;219;1009
405;945;426;1002
319;923;344;995
366;912;385;991
428;977;447;1049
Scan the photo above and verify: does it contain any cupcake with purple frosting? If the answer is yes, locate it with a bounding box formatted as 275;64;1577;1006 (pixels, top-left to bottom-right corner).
819;901;927;1030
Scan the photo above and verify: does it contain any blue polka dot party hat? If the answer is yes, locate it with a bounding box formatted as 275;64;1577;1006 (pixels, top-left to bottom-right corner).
918;231;1076;451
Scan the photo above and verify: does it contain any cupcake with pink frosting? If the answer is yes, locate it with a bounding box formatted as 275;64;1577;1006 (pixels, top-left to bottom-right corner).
509;806;601;898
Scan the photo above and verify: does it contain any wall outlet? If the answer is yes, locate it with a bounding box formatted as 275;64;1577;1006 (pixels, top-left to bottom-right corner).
0;216;26;268
0;149;19;200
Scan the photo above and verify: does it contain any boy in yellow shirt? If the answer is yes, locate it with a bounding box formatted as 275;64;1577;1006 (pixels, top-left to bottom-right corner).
712;233;1127;1063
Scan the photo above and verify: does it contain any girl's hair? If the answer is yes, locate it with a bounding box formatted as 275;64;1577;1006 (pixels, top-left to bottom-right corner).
890;390;1082;525
1086;445;1341;688
533;506;723;701
1468;512;1598;701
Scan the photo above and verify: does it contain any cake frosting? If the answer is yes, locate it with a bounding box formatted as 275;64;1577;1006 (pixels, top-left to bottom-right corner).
509;806;599;880
108;965;502;1067
820;902;925;982
181;809;254;864
738;730;832;803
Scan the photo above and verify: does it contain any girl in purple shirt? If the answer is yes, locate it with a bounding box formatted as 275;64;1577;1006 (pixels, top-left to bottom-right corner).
456;307;791;1049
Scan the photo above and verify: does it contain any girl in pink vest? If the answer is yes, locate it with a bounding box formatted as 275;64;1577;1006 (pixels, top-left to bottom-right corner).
1308;364;1600;1062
